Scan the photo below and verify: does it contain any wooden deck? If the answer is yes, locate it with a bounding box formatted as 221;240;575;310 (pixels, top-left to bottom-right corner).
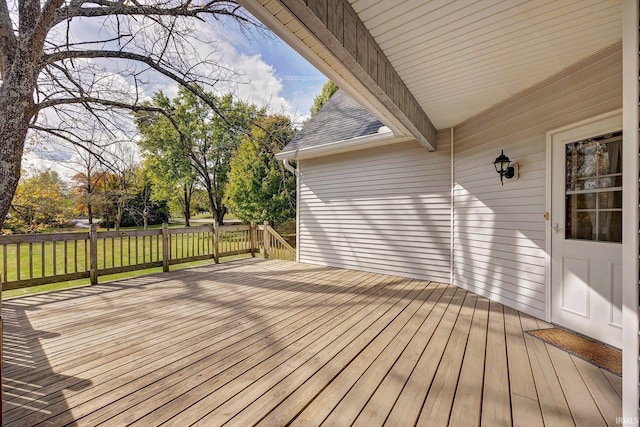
2;258;621;426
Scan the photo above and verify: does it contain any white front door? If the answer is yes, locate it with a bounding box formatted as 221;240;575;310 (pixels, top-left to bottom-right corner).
550;114;623;349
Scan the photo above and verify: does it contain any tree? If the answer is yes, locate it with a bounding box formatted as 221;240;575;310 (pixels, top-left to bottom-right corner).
7;169;74;233
0;0;259;230
310;80;338;116
142;155;197;226
66;140;108;224
226;115;296;224
135;87;259;225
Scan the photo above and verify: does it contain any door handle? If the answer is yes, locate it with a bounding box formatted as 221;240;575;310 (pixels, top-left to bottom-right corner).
551;223;563;234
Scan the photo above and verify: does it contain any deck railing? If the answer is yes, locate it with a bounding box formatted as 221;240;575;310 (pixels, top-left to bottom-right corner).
0;222;295;291
262;223;296;261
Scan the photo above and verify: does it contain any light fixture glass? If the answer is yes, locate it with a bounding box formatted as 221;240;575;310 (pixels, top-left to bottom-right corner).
493;150;515;185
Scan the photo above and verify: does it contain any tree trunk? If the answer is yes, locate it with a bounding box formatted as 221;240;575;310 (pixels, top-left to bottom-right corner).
183;184;191;227
88;203;93;225
115;201;124;231
214;206;226;226
0;51;40;231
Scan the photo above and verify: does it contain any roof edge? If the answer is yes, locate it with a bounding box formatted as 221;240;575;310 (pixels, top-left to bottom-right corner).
275;129;413;161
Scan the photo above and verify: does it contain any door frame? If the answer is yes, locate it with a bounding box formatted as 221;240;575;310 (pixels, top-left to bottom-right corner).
544;109;622;323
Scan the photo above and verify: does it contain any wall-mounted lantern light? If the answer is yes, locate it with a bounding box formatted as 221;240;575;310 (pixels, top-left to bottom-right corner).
493;150;518;185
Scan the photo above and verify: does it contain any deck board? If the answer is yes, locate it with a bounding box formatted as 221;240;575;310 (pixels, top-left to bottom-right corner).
2;258;621;426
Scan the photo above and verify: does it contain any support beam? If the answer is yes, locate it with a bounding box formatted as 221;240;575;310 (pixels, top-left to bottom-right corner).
239;0;437;151
622;0;640;422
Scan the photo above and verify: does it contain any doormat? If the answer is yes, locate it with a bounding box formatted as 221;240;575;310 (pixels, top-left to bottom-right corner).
526;328;621;376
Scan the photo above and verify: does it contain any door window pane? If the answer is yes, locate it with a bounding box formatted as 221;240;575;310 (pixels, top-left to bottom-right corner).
565;131;622;242
599;211;622;243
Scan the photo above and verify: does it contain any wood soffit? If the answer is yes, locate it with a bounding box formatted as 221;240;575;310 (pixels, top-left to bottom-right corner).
266;0;438;151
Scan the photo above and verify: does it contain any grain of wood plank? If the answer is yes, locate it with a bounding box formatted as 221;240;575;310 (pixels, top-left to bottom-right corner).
503;307;543;427
197;280;438;427
383;287;467;426
12;267;379;426
348;282;453;427
7;260;327;351
520;315;574;426
572;356;621;427
601;370;621;399
293;281;450;427
81;272;396;422
258;283;451;427
4;259;621;426
415;292;477;426
545;344;607;426
4;265;334;390
130;278;420;427
5;267;358;423
318;282;445;427
481;300;511;427
448;297;489;427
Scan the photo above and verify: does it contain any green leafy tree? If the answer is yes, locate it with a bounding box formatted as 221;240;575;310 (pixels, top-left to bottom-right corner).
135;87;260;225
310;80;339;116
7;170;74;233
142;154;197;226
226;115;296;224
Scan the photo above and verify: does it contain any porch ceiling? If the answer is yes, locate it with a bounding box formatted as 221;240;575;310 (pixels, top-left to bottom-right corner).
350;0;622;128
245;0;622;131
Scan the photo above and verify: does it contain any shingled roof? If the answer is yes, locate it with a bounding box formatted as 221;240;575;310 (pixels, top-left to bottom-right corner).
280;89;383;154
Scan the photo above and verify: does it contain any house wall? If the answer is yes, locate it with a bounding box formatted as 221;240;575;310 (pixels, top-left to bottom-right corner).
298;130;452;283
452;42;622;319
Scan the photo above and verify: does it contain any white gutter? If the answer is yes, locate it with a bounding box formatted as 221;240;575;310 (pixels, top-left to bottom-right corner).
275;126;412;161
282;158;297;175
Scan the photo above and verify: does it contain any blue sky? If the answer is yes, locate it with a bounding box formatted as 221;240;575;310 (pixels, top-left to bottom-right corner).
208;18;328;124
23;13;328;173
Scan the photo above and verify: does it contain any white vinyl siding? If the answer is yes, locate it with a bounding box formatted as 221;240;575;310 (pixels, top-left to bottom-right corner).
298;133;451;282
452;42;622;319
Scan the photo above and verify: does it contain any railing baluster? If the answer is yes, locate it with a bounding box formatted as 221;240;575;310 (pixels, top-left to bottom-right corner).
52;241;57;275
16;243;21;280
3;244;8;284
28;242;33;279
63;240;68;274
120;237;124;267
38;242;44;277
74;239;78;273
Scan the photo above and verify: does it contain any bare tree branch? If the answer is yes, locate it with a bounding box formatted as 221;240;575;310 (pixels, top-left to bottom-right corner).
43;49;233;124
52;0;257;27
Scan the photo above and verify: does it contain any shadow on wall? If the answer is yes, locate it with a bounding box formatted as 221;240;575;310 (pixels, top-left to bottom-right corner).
297;137;452;284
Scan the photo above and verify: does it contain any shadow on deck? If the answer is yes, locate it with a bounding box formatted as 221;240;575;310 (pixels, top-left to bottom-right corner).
2;258;621;426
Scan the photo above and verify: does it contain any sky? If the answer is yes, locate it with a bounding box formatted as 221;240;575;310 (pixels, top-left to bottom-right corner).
22;9;329;176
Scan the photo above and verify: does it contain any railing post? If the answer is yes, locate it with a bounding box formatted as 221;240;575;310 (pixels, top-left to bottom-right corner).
250;221;256;257
263;221;269;259
213;222;219;264
89;224;98;285
162;223;169;272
